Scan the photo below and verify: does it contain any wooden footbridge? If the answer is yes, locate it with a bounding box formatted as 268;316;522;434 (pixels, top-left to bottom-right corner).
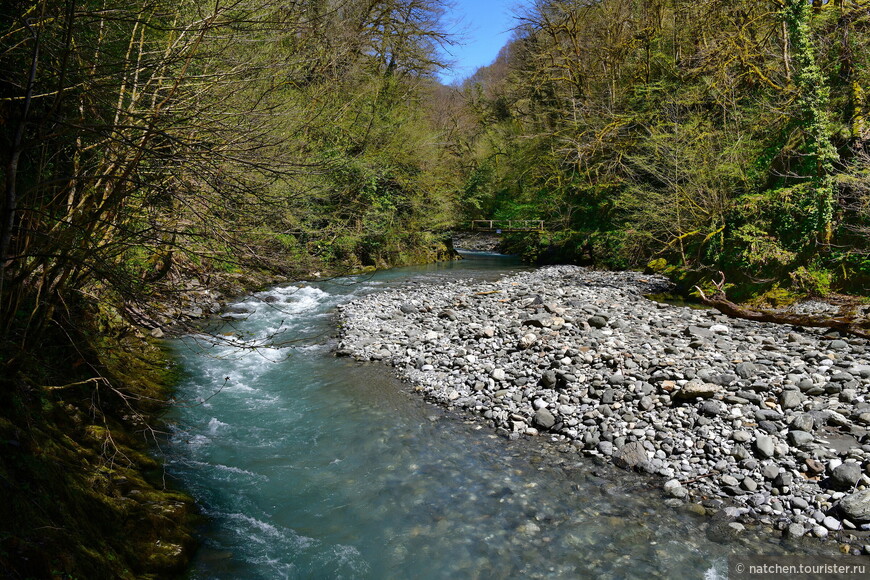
468;219;545;233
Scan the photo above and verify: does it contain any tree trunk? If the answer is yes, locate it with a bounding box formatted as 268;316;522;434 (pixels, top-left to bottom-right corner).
695;285;870;339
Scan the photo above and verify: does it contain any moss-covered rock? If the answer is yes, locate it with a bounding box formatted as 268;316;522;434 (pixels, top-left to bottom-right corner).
0;327;196;579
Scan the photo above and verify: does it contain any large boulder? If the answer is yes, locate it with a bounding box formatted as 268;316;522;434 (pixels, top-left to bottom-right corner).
613;441;649;471
829;462;862;491
838;489;870;523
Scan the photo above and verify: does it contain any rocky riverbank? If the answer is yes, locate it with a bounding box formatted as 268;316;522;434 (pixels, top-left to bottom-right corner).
337;265;870;552
451;232;503;252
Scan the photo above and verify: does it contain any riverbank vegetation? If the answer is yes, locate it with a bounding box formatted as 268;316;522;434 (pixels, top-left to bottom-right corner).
1;0;461;575
457;0;870;301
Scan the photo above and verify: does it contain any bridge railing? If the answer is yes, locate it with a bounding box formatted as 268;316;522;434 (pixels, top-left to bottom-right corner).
469;219;545;232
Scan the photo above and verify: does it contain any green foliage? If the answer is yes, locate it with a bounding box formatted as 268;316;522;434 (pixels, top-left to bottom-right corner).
789;265;832;296
646;258;668;273
454;0;870;296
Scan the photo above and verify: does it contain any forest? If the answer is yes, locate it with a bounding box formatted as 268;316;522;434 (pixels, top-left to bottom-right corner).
1;0;869;576
462;0;870;300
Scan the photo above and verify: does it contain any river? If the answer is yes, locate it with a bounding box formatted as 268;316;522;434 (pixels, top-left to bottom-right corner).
161;252;830;579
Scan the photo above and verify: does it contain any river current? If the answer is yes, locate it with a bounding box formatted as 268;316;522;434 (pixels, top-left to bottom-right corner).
162;253;829;579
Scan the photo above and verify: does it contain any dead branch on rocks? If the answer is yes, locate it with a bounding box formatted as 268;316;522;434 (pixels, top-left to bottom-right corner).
694;272;870;339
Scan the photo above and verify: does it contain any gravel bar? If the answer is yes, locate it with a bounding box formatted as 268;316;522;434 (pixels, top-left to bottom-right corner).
337;265;870;552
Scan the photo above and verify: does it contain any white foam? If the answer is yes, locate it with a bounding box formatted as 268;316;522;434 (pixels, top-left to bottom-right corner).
295;343;328;353
189;460;266;481
182;433;211;450
218;512;317;552
245;395;281;411
225;511;282;538
327;544;370;575
207;417;228;435
704;558;728;580
244;286;330;319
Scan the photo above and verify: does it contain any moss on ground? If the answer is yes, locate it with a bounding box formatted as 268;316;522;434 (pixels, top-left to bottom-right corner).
0;324;196;579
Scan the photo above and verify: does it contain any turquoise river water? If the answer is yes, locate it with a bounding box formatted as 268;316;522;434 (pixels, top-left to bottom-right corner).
161;252;834;579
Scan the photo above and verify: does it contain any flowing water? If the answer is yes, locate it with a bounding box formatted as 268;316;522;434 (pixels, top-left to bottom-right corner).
162;252;833;579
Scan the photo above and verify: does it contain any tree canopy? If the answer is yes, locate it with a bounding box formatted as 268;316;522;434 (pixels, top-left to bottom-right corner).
456;0;870;298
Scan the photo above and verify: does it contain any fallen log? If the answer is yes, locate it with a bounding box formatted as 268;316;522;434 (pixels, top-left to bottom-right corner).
694;273;870;340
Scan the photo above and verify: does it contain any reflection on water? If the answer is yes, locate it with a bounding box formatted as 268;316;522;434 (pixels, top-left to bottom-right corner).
161;253;834;579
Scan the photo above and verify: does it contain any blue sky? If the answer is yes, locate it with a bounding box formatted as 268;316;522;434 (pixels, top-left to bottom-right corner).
438;0;527;85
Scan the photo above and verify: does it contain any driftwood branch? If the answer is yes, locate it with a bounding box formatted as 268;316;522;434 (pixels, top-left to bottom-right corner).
694;272;870;339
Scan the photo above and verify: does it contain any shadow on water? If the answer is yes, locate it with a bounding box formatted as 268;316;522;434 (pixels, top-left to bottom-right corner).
160;253;838;579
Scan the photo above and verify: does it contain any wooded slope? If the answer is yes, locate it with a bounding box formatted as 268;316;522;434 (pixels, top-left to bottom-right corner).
457;0;870;299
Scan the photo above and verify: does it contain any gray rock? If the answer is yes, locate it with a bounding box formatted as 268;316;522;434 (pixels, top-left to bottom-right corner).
755;409;783;422
780;390;804;410
735;362;757;379
699;400;726;416
785;523;805;538
587;315;608;328
522;315;551;328
336;265;870;541
438;309;458;321
685;326;714;339
787;430;814;448
479;326;495;338
823;516;842;531
791;497;809;510
790;413;815;432
721;475;739;487
830;462;862;491
519;333;537;348
224;304;254;315
597;441;614;456
540;370;557;389
755;436;775;458
716;373;739;386
839;490;870;523
534;408;556;429
639;396;655;411
732;430;751;443
608;372;626;386
706;520;743;543
664;479;688;499
613;441;649;471
762;464;780;480
797;377;816;392
829;339;849;351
